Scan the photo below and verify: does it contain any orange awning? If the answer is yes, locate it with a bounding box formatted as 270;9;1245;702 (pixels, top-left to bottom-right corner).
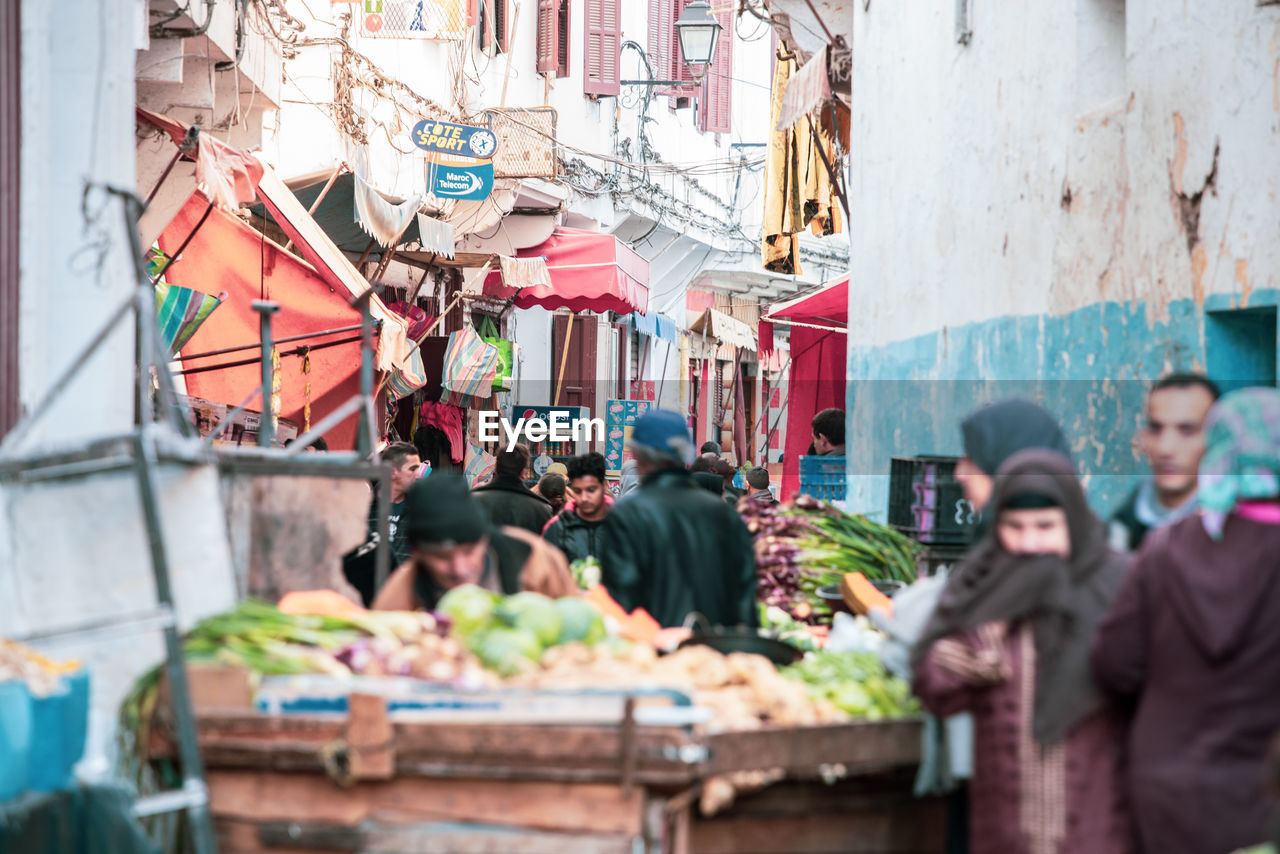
160;193;368;449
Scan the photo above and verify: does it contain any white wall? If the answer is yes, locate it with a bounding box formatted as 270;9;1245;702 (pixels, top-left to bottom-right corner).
17;0;143;450
848;1;1280;350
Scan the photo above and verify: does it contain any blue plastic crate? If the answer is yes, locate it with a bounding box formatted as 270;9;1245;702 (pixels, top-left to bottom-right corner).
0;680;32;802
798;455;846;501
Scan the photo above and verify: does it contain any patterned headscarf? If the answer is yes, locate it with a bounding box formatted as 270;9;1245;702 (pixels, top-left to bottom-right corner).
1198;387;1280;539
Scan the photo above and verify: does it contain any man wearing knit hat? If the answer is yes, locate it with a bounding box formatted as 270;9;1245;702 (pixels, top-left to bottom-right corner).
598;409;758;629
372;474;576;611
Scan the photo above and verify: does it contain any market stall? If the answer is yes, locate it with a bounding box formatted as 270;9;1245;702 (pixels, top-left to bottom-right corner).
761;276;848;501
126;568;940;854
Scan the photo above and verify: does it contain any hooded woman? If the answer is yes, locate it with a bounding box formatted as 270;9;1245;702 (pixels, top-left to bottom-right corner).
912;450;1133;854
1092;387;1280;854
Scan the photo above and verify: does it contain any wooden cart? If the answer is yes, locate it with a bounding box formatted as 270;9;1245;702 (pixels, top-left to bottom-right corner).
177;694;944;854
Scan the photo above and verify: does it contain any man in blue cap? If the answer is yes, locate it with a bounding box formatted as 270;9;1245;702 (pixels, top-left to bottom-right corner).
598;409;759;629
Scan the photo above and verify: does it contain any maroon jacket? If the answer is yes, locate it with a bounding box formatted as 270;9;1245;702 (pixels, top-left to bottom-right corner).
1092;514;1280;854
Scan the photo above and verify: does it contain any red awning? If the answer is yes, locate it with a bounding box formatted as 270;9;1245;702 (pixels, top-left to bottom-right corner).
481;227;649;314
763;274;848;330
160;193;368;449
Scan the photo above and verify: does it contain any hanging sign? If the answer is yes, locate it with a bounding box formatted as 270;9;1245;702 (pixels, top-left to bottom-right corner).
411;119;499;158
428;158;495;201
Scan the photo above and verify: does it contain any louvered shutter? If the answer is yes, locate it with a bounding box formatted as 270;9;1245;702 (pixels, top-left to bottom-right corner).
496;0;508;53
537;0;559;73
698;4;733;133
647;0;674;83
556;0;570;77
584;0;621;95
664;0;699;100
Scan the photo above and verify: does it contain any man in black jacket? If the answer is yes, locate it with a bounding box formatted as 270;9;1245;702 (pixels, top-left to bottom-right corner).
543;451;611;563
472;444;553;535
599;409;758;629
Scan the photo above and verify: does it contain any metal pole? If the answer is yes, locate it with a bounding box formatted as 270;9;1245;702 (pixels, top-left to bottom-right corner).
353;288;377;459
374;468;392;592
180;323;364;362
132;427;216;854
252;300;280;448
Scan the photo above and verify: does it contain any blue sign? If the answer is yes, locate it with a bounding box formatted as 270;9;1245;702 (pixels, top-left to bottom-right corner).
411;119;499;158
428;160;495;201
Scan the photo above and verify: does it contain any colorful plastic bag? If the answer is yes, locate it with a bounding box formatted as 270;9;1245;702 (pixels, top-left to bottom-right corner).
441;327;500;397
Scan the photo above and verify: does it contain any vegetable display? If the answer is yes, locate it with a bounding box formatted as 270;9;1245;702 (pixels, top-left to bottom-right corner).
781;650;919;720
569;556;602;590
744;494;919;623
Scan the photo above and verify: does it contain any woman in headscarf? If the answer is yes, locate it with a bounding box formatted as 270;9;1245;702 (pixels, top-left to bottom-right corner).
912;449;1133;854
1092;387;1280;854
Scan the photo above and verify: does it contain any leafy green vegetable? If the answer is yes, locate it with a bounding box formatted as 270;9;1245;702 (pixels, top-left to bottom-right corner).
780;650;919;720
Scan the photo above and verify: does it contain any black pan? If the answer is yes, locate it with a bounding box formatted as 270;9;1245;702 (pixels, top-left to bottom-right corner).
678;627;805;665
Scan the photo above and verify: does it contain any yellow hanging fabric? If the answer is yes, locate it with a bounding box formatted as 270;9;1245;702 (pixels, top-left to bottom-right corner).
761;48;844;274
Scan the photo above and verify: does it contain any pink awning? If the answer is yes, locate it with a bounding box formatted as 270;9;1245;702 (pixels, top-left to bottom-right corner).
482;227;649;314
763;274;848;330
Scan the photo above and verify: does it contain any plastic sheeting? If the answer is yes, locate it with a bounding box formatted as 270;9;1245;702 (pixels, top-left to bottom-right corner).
481;227;649;314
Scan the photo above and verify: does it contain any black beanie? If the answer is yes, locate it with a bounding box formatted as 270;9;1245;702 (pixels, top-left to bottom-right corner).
403;474;489;547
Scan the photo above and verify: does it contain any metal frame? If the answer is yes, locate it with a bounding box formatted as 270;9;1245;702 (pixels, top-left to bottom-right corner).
0;188;395;852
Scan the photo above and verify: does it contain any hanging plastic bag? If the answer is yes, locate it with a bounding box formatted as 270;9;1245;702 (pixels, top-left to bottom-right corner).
386;346;427;400
441;327;500;397
478;316;514;392
464;440;496;487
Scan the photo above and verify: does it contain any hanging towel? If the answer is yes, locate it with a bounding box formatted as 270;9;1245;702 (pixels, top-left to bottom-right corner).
353;174;423;248
416;213;456;259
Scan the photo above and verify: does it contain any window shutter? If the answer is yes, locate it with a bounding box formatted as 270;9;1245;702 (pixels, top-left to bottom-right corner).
647;0;674;83
662;0;699;100
537;0;559;73
584;0;621;96
556;0;570;77
479;0;507;53
698;4;733;133
496;0;508;53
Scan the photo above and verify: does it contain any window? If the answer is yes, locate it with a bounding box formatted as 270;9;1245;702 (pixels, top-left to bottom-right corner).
537;0;569;77
697;3;733;133
648;0;698;99
583;0;621;96
1206;307;1278;393
478;0;508;54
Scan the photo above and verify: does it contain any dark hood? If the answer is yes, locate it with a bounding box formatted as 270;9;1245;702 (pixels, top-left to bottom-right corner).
961;398;1072;476
472;474;551;506
1156;514;1280;663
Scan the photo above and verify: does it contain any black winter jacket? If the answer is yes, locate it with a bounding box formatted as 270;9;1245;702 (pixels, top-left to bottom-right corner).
473;475;553;535
598;468;758;629
543;505;606;564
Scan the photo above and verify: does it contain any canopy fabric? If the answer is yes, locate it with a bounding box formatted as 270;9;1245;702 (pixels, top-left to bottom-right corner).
780;322;847;501
254;160;411;376
257;172;425;260
688;308;758;352
160;193;368;449
763;274;849;330
136;108;262;211
481;227;649;314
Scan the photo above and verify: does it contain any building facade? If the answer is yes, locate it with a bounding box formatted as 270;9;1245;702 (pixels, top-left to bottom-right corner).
845;1;1280;516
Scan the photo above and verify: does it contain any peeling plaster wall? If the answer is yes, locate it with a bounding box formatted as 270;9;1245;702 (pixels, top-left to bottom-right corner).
845;2;1280;518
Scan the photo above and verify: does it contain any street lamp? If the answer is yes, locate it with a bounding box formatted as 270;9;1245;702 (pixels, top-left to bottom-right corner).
620;1;723;87
673;0;722;81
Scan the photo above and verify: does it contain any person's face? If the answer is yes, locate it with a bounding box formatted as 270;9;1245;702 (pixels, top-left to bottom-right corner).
997;507;1071;557
412;537;489;590
955;456;994;511
1143;385;1216;503
390;455;422;498
571;475;605;518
